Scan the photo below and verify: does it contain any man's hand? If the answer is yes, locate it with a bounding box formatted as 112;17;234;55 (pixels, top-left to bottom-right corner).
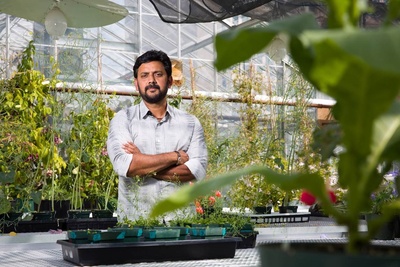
123;142;141;155
176;150;189;165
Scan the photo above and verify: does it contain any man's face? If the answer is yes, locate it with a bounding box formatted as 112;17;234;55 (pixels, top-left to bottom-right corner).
134;61;172;104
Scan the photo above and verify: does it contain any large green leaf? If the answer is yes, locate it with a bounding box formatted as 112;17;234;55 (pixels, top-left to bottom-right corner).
352;101;400;205
214;13;319;71
371;101;400;164
150;165;333;218
290;27;400;193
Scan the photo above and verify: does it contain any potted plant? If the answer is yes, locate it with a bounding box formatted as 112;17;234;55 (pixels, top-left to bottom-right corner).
0;41;67;232
364;177;399;240
60;95;117;212
0;43;119;229
150;0;400;263
170;189;258;247
220;66;326;214
370;178;398;216
58;93;118;229
278;192;299;214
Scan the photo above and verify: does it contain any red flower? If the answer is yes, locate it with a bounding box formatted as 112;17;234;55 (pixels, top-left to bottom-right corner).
300;189;337;205
300;191;316;205
215;191;222;197
195;200;201;208
328;190;337;203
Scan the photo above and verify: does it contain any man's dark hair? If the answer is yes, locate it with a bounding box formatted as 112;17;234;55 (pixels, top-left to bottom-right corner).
133;50;172;78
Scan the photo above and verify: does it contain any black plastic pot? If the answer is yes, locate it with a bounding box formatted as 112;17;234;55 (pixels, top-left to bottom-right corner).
253;206;272;214
92;209;113;218
237;231;258;249
365;213;396;240
67;209;91;219
35;200;70;219
32;211;55;221
278;205;298;213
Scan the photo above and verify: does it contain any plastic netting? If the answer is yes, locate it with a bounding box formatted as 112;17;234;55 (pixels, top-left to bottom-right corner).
148;0;388;28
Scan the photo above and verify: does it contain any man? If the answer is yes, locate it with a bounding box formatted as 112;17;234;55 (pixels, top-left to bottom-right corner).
107;50;208;222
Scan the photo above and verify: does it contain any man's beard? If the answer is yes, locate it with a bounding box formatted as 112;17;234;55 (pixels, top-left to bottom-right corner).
138;84;168;103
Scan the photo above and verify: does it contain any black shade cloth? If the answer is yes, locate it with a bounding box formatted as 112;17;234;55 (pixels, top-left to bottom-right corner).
148;0;273;23
148;0;388;28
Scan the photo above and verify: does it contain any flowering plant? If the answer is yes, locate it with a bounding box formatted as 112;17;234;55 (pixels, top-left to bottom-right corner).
191;190;230;225
370;179;398;215
194;190;223;216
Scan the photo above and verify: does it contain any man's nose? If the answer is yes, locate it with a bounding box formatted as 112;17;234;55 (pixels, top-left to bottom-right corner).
149;75;157;84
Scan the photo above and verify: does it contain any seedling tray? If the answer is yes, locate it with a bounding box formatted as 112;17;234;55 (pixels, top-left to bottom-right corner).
57;237;241;266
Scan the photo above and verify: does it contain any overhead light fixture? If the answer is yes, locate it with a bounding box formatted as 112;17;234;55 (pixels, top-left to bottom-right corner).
0;0;128;37
44;7;67;37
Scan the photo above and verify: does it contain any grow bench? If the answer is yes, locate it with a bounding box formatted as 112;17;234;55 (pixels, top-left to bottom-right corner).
246;212;311;224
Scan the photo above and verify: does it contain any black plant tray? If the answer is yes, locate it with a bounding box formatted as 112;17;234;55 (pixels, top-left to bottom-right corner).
57;237;241;266
63;218;118;230
1;220;60;233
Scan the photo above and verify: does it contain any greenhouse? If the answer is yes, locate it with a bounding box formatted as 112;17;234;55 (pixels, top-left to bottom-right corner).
1;0;400;266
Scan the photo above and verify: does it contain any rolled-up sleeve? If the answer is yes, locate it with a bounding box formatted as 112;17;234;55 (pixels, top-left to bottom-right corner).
184;117;208;181
106;110;133;177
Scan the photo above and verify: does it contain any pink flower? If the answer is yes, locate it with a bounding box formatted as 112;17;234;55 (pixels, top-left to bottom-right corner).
101;147;108;156
26;153;39;162
208;196;216;206
196;206;204;214
195;200;201;208
54;136;63;145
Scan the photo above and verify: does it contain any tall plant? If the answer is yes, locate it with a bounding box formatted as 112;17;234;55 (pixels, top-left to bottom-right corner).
0;41;66;212
225;66;287;209
60;93;117;210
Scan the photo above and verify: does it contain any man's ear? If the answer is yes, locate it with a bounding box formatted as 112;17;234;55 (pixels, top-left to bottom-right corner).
134;79;138;91
168;76;173;88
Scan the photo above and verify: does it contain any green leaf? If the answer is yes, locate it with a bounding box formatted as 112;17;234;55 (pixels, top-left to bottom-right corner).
0;190;11;214
372;102;400;164
150;165;327;218
325;0;368;28
214;13;319;71
30;191;42;205
290;26;400;194
386;0;400;25
0;170;15;184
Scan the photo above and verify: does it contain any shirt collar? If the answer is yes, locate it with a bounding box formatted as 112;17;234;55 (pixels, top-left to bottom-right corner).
139;101;174;119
